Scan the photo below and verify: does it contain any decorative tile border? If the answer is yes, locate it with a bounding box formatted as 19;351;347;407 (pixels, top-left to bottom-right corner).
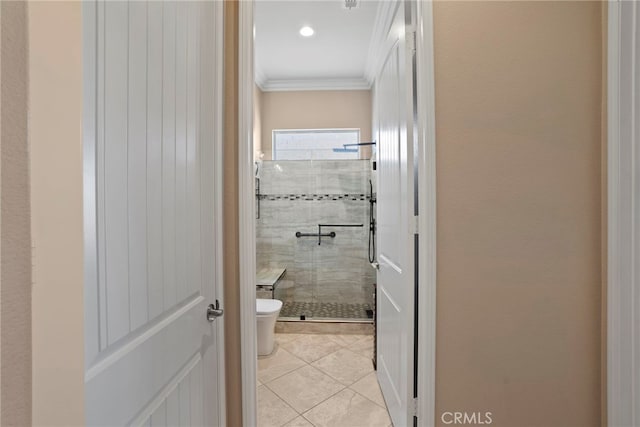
259;193;374;202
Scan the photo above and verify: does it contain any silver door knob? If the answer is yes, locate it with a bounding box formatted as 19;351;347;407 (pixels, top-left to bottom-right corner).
207;300;224;322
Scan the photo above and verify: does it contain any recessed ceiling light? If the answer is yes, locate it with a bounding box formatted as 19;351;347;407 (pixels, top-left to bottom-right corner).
299;26;314;37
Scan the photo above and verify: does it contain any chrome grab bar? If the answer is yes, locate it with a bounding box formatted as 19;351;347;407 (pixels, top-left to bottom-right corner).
295;231;336;240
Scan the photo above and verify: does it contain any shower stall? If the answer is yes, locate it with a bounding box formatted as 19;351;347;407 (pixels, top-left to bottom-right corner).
256;159;376;322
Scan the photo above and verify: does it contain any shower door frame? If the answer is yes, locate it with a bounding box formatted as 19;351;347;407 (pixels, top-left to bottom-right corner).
237;1;438;425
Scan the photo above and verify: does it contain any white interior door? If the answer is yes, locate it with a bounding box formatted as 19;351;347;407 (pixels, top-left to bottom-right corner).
375;1;416;426
83;1;225;425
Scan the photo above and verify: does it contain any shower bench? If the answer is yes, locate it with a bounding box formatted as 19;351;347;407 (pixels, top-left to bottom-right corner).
256;267;287;299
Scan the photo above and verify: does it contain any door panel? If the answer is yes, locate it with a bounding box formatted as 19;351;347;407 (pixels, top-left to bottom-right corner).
162;0;178;312
375;1;416;426
127;0;149;332
103;0;131;345
83;1;223;425
85;301;203;423
146;0;164;321
142;357;204;426
175;2;188;308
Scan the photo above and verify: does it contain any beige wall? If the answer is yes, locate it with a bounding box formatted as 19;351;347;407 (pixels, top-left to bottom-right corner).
223;2;243;426
0;2;31;425
599;4;608;425
260;89;372;160
432;2;603;426
29;2;85;425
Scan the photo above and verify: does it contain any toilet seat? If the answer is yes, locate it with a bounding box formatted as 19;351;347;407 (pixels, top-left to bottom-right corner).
257;298;283;315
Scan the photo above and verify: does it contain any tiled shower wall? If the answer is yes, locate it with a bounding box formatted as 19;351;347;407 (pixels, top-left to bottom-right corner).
256;160;376;309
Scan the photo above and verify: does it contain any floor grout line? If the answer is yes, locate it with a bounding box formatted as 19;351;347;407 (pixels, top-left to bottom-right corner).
298;383;349;420
347;384;389;411
265;363;349;418
278;337;347;364
257;383;302;427
258;346;308;385
263;380;304;416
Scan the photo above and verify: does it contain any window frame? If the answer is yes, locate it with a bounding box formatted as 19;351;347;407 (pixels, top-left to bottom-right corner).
271;128;361;161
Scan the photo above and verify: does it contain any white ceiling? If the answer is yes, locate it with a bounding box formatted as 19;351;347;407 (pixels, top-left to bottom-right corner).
255;0;380;90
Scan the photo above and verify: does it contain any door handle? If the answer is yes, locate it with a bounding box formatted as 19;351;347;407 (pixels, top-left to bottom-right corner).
207;300;224;322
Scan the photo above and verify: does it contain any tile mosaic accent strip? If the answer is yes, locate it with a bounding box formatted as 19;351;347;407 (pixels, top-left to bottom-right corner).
259;193;373;202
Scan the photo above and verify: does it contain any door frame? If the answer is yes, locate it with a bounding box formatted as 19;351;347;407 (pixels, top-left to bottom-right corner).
415;1;438;422
238;0;259;426
607;1;640;425
237;1;437;424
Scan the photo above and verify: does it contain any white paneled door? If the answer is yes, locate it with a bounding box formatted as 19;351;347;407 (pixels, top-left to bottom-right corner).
375;1;417;426
83;1;225;425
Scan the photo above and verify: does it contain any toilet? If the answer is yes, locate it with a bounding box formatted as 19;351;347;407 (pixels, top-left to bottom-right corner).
256;298;283;356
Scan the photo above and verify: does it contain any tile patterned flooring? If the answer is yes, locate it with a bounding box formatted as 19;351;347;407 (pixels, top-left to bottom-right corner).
257;333;391;427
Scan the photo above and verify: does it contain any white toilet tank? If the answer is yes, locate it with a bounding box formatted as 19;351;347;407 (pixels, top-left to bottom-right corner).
256;298;282;356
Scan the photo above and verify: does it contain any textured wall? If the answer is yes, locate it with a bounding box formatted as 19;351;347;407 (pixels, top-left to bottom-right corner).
29;2;85;424
0;2;31;425
433;2;603;425
261;90;372;160
257;160;375;313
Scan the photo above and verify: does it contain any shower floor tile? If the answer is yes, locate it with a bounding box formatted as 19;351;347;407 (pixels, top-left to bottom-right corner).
279;301;372;320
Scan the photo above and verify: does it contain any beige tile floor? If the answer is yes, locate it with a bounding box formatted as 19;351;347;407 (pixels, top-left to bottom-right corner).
257;333;392;427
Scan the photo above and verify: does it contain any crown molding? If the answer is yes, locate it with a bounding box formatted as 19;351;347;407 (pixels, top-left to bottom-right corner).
254;64;267;90
259;77;371;92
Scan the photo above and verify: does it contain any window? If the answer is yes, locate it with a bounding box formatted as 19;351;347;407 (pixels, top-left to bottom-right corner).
272;129;360;160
